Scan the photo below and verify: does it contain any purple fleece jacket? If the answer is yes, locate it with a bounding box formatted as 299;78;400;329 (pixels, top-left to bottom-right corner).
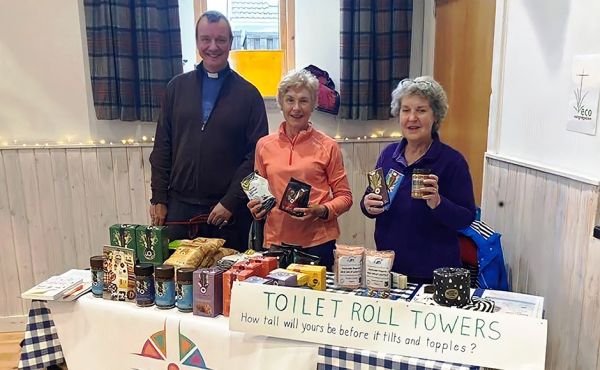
360;133;476;280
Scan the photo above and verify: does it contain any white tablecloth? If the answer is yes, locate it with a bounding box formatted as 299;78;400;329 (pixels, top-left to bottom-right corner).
48;294;318;370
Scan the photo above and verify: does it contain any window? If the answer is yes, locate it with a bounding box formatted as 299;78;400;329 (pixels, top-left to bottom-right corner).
183;0;295;75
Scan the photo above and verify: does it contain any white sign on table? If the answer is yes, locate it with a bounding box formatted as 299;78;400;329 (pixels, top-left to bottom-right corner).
567;54;600;135
229;282;547;370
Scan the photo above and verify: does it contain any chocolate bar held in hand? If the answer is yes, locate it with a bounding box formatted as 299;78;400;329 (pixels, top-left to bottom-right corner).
367;168;389;207
241;171;277;213
279;178;311;217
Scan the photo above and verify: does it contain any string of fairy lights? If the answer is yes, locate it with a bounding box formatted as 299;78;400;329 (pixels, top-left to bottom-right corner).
0;132;403;148
0;136;155;148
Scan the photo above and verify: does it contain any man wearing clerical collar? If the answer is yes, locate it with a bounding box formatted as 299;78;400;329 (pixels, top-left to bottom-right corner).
149;10;268;251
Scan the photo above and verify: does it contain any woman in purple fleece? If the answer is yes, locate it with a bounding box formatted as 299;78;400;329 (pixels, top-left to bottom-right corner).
361;77;476;284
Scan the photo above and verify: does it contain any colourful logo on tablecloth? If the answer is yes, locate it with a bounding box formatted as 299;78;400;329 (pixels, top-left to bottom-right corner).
134;320;208;369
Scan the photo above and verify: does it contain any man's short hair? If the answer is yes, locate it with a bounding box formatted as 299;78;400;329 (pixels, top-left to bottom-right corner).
195;10;233;41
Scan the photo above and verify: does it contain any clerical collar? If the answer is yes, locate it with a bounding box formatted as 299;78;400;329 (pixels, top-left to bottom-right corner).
200;63;231;79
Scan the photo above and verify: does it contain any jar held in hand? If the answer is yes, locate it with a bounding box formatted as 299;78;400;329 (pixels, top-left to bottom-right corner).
411;168;431;199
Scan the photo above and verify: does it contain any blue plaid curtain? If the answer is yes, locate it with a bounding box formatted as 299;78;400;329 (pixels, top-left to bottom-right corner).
340;0;412;120
84;0;183;121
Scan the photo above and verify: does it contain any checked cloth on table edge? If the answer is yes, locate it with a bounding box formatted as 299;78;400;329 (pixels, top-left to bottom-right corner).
18;300;65;370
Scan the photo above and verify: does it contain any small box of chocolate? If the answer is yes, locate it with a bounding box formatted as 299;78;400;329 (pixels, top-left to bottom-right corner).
367;168;389;207
266;270;298;286
193;268;223;318
270;268;308;286
109;224;140;254
223;268;256;316
287;264;326;291
232;260;263;277
243;276;273;285
249;256;279;277
136;225;169;265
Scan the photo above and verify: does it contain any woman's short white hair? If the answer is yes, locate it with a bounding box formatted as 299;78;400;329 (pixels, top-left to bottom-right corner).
390;76;449;133
277;70;319;110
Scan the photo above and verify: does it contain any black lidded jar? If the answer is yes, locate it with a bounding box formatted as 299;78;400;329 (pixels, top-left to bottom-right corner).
176;268;195;313
90;255;104;298
134;263;155;307
154;264;176;309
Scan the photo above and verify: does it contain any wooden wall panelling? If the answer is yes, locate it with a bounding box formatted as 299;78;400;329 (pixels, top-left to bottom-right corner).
50;149;78;271
18;150;49;285
511;165;529;292
498;162;517;288
349;143;368;246
577;235;600;370
482;156;600;370
33;150;64;278
544;176;570;369
96;147;119;255
337;142;355;244
362;142;381;250
0;151;25;316
552;178;584;370
126;147;148;225
65;149;92;268
142;147;153;224
111;148;133;223
82;149;104;259
2;150;34;314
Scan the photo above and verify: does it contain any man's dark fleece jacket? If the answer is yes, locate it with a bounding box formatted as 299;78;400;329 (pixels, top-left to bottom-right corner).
150;63;268;212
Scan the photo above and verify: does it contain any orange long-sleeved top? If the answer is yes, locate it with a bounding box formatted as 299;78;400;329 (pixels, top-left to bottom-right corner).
255;122;353;248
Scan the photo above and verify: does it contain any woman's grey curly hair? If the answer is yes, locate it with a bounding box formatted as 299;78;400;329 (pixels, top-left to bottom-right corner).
390;76;449;134
277;70;319;110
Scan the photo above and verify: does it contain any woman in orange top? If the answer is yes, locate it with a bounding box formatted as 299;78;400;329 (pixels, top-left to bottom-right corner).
247;70;353;270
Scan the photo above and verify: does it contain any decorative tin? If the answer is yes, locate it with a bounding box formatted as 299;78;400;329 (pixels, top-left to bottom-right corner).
433;267;471;307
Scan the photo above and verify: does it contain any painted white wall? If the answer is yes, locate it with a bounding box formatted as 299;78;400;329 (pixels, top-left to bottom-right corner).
179;0;197;73
489;0;600;180
295;0;341;88
0;1;157;145
0;1;91;143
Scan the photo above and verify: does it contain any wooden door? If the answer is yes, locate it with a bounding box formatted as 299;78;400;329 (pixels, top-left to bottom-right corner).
433;0;496;204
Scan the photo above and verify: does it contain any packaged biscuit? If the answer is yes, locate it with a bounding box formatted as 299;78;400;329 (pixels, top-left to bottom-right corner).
201;247;237;268
193;268;223;317
364;250;395;291
279;178;311;217
164;237;224;269
333;245;365;289
241;171;277;213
